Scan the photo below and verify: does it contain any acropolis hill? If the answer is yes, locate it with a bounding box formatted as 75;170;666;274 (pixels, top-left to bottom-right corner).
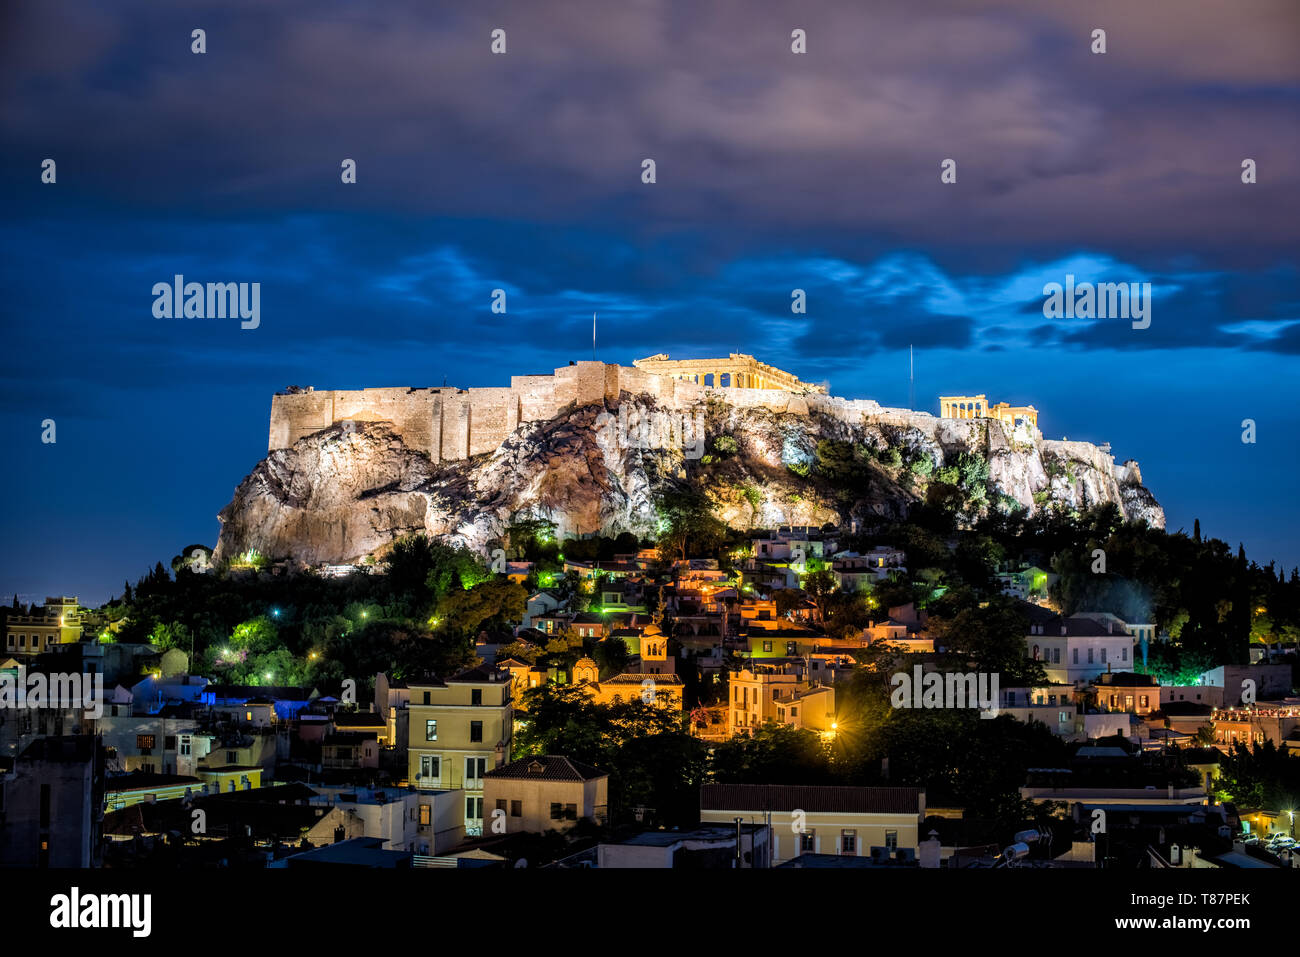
269;354;827;462
216;353;1163;566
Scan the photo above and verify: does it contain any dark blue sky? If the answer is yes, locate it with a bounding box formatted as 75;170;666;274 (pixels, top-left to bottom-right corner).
2;0;1298;605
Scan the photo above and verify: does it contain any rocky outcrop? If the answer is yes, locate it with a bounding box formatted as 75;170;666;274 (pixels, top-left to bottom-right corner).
214;393;1165;565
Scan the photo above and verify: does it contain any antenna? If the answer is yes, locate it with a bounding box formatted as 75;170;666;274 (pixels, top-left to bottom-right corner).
592;312;597;362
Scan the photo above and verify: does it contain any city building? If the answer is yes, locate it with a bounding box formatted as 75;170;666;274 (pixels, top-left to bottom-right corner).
482;755;608;834
0;735;105;867
1026;616;1137;687
699;784;925;865
406;664;513;837
4;597;82;657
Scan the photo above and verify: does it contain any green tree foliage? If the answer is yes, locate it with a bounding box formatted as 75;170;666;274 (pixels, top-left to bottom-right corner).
800;567;839;620
591;636;630;679
709;724;838;785
655;488;728;560
927;594;1047;685
230;615;278;653
148;620;192;652
1216;740;1300;810
515;684;705;828
435;578;527;637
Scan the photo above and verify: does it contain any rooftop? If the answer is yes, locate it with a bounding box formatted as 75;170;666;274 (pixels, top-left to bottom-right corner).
483;755;607;783
701;784;922;815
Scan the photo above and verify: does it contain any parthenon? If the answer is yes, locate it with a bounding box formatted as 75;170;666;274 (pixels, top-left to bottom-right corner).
632;353;825;393
939;394;1039;430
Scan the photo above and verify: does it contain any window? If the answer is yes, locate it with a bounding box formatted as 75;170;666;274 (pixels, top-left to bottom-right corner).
841;829;857;854
1140;695;1149;709
423;691;431;705
465;756;486;784
800;830;816;852
1087;648;1094;664
164;736;177;751
885;830;898;851
1072;647;1078;664
419;755;440;780
470;721;483;743
227;750;238;763
786;642;798;656
1100;648;1107;664
511;800;522;817
471;688;483;706
1053;648;1061;664
564;803;577;821
426;719;438;741
1122;647;1128;662
790;707;797;717
180;737;191;756
496;799;507;812
419;804;431;826
762;641;772;653
466;797;483;820
137;734;155;753
550;802;563;820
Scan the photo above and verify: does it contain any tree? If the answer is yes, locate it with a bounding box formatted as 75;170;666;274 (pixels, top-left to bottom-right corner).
801;568;838;621
655;488;727;560
149;621;192;653
435;578;527;636
928;596;1046;686
710;724;836;785
230;616;278;654
773;588;805;619
386;534;439;604
591;636;630;679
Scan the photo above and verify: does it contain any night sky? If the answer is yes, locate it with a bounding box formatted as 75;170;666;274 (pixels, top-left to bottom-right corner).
2;0;1297;606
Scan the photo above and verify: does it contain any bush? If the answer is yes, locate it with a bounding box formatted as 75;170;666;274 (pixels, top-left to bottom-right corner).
878;447;903;468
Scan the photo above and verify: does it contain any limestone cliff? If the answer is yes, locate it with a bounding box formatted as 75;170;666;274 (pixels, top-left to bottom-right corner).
213;393;1164;566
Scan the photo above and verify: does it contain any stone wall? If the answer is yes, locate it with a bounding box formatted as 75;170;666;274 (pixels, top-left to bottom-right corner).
268;362;1112;478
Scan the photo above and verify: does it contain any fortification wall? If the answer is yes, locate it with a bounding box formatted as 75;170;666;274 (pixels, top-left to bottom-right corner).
267;364;1109;478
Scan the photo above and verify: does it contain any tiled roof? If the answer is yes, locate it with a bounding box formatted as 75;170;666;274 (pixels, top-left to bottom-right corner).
701;783;922;815
483;755;607;782
601;672;684;685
